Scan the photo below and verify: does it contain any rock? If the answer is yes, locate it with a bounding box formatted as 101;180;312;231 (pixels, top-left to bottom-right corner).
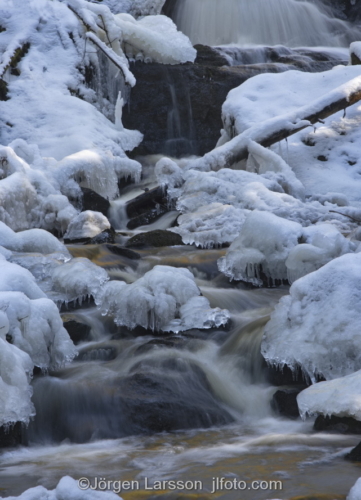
77;344;117;362
265;361;308;386
271;389;305;419
126;229;183;248
314;415;361;434
194;44;229;67
87;227;116;244
127;206;169;230
106;244;141;260
0;422;23;448
63;319;91;345
345;441;361;462
81;187;110;216
126;186;168;219
63;210;111;243
134;336;187;355
351;53;361;65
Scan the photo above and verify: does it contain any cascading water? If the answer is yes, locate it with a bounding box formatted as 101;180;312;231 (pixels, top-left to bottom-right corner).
171;0;358;47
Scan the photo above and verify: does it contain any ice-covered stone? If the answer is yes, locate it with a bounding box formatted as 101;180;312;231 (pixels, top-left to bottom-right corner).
262;253;361;381
96;265;230;332
63;211;111;241
347;477;361;500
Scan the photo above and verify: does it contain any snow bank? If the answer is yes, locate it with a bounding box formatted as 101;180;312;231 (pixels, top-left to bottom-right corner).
348;478;361;500
218;212;355;285
297;370;361;421
0;476;122;500
96;0;165;17
64;211;111;241
97;265;230;332
262;253;361;381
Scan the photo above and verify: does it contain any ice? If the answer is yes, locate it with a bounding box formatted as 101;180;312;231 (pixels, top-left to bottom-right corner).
167;167;343;248
262;253;361;382
155;157;184;188
347;477;361;500
115;13;196;64
218;212;356;285
51;258;109;305
96;265;230;332
0;260;46;300
218;211;303;285
64;211;111;241
297;370;361;421
0;476;122;499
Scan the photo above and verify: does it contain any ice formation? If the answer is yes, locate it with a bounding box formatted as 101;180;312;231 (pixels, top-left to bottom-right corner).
50;258;109;305
218;212;355;285
297;370;361;421
98;0;166;17
347;477;361;500
96;265;230;332
63;211;111;241
262;253;361;382
0;476;122;500
350;41;361;62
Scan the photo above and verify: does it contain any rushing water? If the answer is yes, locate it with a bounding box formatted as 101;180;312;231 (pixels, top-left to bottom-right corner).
171;0;359;46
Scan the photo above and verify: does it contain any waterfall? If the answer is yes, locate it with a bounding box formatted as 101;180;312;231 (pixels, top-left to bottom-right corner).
172;0;358;47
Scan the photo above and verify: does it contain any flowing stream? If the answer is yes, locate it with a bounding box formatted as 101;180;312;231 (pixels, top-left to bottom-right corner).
1;1;361;498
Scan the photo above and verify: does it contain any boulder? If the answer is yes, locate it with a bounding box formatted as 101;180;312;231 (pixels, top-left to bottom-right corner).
62;318;91;345
271;388;305;419
81;187;110;216
0;422;23;448
126;229;183;248
345;441;361;462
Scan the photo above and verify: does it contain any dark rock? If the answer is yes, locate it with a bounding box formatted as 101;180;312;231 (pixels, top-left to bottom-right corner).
314;415;361;434
81;187;110;216
122;60;252;157
106;244;141;259
345;441;361;461
271;389;305;419
0;422;24;448
126;186;168;219
127;206;169;230
194;44;229;67
126;229;183;248
0;79;9;101
351;52;361;65
63;319;91;345
87;227;116;244
265;362;310;386
28;357;233;442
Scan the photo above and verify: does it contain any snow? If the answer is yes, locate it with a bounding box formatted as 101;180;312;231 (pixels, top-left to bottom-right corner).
94;0;165;17
350;41;361;62
115;14;196;64
297;370;361;421
96;265;230;332
0;476;122;500
262;253;361;382
348;478;361;500
64;211;111;241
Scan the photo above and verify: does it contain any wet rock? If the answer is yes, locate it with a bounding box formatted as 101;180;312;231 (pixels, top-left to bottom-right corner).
127;206;169;230
63;319;91;345
314;415;361;434
134;336;188;355
271;388;305;419
351;52;361;65
106;244;141;260
126;186;168;219
87;227;116;244
81;187;110;216
0;422;23;448
126;229;183;248
345;441;361;462
265;362;308;386
194;44;229;67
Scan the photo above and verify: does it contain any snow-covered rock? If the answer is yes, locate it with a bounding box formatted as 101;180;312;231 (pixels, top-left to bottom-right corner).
218;212;355;285
97;265;230;332
50;258;109;305
63;211;111;241
297;370;361;421
350;41;361;63
0;476;122;500
262;253;361;382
